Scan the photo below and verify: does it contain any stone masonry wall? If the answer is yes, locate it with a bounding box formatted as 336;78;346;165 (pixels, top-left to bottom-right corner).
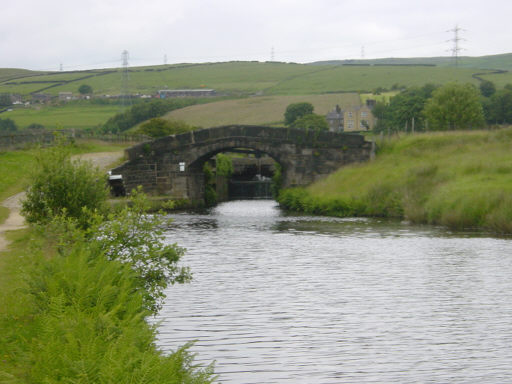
111;125;374;202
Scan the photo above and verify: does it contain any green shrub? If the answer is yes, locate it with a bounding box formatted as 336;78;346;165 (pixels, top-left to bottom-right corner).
215;153;233;177
21;142;109;228
284;102;314;125
203;163;217;206
291;113;329;132
0;117;18;132
138;118;193;138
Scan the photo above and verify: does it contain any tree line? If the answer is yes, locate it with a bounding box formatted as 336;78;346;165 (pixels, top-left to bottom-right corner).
372;80;512;133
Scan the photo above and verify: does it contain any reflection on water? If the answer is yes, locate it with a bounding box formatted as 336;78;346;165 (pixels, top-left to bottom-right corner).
155;200;512;383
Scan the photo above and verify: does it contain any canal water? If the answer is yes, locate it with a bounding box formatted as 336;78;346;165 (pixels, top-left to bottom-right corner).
155;200;512;383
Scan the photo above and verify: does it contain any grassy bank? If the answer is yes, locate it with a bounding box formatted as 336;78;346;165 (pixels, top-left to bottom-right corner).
0;142;215;381
0;226;214;383
278;128;512;234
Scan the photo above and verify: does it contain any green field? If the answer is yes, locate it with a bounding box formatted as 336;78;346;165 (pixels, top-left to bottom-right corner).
278;128;512;234
2;60;510;98
3;103;122;129
0;149;38;201
0;68;45;82
480;71;512;88
0;141;128;202
2;58;511;132
313;53;512;71
266;66;485;94
165;93;361;127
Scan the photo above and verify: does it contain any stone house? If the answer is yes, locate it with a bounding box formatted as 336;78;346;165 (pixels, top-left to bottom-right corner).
326;100;376;132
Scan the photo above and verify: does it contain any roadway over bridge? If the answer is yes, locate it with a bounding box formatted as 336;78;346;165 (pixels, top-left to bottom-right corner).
111;125;374;202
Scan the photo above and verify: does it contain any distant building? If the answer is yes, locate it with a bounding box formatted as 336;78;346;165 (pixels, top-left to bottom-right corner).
31;93;53;104
59;92;74;101
158;89;216;98
326;100;376;132
326;105;344;132
10;94;23;104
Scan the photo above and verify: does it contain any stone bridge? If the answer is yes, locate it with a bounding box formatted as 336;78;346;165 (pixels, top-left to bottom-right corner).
111;125;374;202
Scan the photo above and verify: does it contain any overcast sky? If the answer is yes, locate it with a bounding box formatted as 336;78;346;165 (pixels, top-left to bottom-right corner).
2;0;511;71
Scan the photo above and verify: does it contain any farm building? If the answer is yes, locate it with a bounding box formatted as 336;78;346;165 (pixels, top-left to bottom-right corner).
158;89;216;98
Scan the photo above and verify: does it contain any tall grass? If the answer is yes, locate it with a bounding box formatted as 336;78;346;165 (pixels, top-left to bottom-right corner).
278;128;512;234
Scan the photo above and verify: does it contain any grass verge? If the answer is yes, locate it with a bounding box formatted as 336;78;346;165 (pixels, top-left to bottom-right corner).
278;127;512;234
0;140;128;202
0;206;9;225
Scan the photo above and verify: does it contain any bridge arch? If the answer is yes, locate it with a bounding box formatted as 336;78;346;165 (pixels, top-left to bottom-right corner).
111;125;374;203
184;137;285;173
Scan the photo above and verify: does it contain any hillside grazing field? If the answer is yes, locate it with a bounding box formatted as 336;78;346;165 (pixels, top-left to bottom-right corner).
2;61;507;98
0;62;322;96
312;53;512;71
0;68;45;82
164;93;361;127
267;66;484;94
480;71;512;88
2;103;122;129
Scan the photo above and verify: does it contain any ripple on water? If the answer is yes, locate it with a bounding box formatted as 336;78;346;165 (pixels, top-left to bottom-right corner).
155;200;512;383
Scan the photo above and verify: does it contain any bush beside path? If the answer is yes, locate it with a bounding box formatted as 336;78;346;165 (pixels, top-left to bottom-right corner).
0;151;123;252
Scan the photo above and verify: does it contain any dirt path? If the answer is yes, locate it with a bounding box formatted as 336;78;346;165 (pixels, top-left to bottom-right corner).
0;151;124;252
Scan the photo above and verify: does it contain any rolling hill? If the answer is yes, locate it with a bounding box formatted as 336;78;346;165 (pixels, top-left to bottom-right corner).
1;54;511;131
311;52;512;71
1;53;511;98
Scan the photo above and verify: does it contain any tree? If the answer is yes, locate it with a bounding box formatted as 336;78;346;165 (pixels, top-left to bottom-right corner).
371;84;437;133
0;93;12;107
102;99;198;134
423;83;485;130
291;113;329;131
137;118;192;138
485;88;512;124
88;188;191;311
0;117;18;132
284;102;314;125
22;141;109;228
78;84;93;94
479;80;496;97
